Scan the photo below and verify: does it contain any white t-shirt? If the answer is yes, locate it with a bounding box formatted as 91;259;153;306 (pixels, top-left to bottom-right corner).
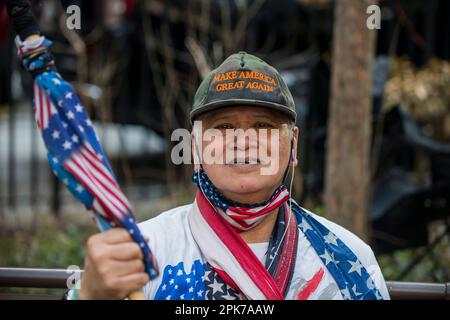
248;242;269;264
138;203;390;300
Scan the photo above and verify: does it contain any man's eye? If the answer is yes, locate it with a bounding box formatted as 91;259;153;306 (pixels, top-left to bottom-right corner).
255;122;273;128
216;124;234;130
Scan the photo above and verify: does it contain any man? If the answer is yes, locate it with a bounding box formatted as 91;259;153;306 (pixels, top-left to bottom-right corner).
75;52;390;300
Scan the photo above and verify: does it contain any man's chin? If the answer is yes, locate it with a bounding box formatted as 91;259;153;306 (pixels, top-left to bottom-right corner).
221;185;275;204
225;163;262;174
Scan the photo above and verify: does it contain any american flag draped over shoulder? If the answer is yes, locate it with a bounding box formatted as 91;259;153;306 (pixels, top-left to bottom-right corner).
16;36;159;280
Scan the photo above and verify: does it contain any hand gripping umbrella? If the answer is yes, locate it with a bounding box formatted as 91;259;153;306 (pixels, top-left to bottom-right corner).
7;0;159;299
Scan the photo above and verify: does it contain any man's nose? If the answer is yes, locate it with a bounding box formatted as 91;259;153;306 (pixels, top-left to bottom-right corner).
226;131;258;151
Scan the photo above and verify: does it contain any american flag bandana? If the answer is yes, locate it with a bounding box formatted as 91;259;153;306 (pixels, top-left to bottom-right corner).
192;169;290;231
16;36;159;280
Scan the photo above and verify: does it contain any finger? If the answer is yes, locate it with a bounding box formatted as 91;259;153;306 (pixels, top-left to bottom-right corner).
99;228;133;245
116;273;150;294
108;242;143;261
100;259;146;279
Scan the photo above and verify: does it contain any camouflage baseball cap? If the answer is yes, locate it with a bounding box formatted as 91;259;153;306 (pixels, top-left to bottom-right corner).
190;51;296;123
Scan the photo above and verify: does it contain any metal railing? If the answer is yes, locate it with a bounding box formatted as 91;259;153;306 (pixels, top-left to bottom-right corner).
0;267;449;300
0;268;82;289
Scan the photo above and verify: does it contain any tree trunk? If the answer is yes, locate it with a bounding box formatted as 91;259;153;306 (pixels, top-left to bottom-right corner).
325;0;377;241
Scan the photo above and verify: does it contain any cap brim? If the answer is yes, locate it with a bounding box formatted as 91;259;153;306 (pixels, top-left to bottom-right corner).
190;99;296;124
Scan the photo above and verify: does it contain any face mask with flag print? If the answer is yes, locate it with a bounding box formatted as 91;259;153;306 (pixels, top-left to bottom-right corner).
192;168;290;231
15;35;159;280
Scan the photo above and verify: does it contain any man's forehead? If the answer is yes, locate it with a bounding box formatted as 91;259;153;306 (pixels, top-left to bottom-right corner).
201;106;288;122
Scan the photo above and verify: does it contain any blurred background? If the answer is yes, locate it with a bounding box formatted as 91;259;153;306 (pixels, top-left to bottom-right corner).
0;0;449;296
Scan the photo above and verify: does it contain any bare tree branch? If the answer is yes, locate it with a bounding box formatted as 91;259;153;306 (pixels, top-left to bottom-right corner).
185;37;212;79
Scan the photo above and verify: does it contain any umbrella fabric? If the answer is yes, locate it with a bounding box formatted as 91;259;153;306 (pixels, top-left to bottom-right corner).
16;35;159;280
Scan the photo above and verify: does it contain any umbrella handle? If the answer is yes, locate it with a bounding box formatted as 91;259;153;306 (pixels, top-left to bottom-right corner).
128;289;146;300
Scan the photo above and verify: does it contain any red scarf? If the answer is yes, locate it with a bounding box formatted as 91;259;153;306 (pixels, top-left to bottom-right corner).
188;190;298;299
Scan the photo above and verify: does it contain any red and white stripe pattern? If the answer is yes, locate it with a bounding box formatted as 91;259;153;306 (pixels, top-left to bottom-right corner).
188;191;298;300
64;142;132;221
33;82;57;129
218;188;290;231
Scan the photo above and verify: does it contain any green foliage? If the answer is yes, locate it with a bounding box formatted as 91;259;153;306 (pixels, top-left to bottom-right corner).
0;222;96;296
377;233;450;283
0;223;95;269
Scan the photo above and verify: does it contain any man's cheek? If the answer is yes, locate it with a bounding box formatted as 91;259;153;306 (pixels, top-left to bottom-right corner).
259;132;280;176
205;143;224;165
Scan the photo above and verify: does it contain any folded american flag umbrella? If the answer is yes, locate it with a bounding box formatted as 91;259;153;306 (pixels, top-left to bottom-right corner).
16;36;159;282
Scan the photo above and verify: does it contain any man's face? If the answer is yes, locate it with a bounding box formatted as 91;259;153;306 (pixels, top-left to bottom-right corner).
192;106;299;204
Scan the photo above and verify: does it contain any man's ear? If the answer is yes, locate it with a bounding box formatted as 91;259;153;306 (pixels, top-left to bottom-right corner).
292;126;299;167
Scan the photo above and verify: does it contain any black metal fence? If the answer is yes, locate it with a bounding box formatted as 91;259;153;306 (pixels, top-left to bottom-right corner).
0;268;449;300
